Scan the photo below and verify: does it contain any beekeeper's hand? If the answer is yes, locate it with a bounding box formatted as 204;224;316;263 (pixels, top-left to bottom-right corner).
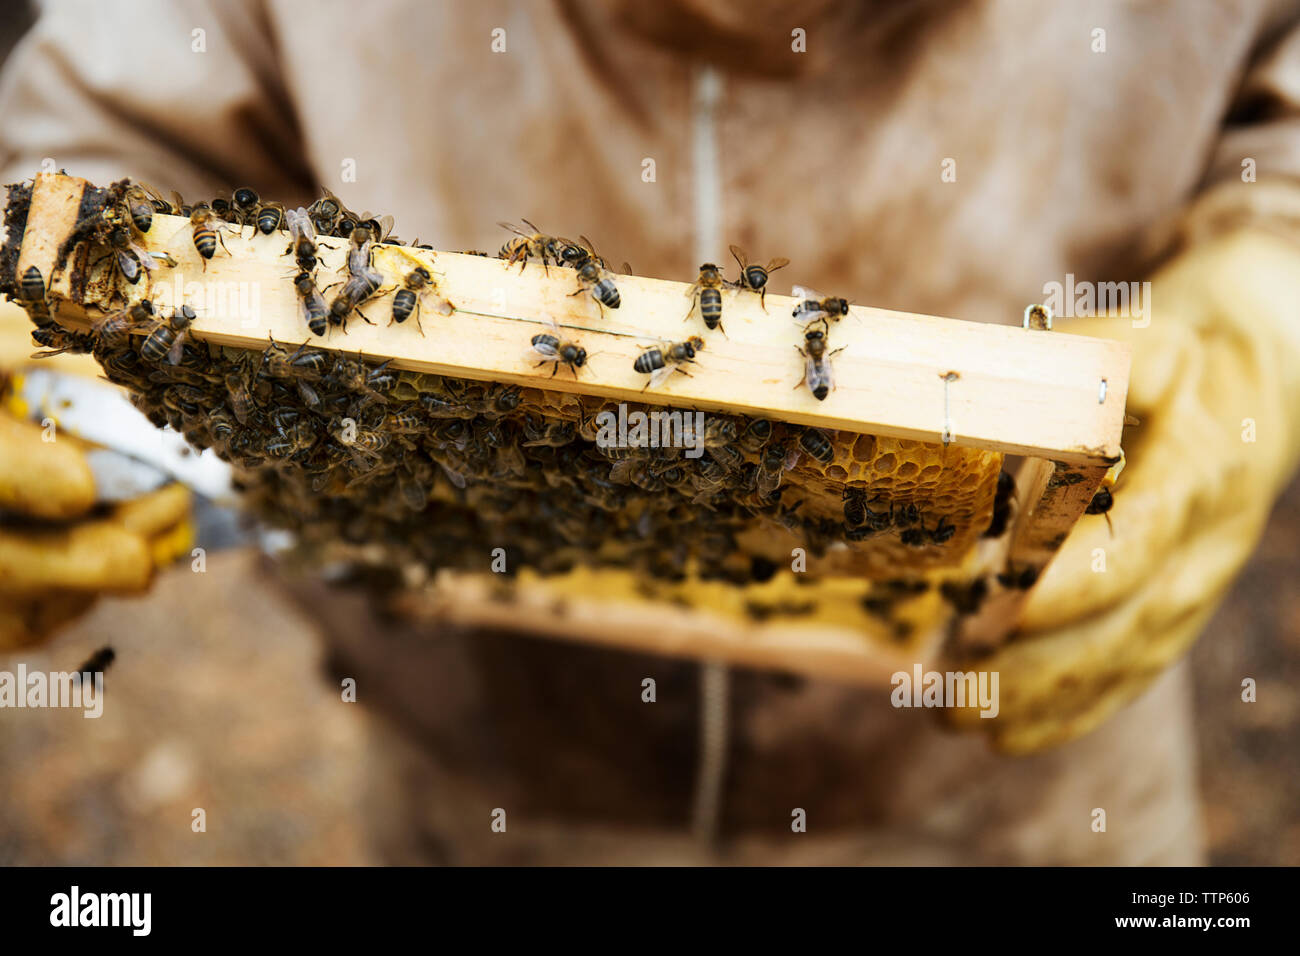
0;408;193;650
948;228;1300;753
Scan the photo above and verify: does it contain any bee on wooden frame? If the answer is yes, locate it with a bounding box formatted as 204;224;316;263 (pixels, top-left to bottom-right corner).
791;286;850;325
284;207;318;273
140;305;197;366
292;270;330;337
633;335;704;390
728;245;788;311
527;316;588;379
794;317;843;401
171;206;235;270
387;249;453;334
497;219;566;273
685;262;727;332
1085;450;1126;534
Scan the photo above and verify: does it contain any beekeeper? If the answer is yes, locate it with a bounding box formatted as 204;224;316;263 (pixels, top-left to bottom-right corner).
2;0;1298;864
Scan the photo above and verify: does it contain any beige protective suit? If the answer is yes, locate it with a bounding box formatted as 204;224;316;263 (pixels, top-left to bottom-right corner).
4;0;1300;864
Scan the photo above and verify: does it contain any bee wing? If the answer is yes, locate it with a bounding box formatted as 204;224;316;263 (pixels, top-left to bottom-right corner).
165;219;197;255
526;339;559;362
372;214;395;241
792;285;826;301
439;462;467;489
126;238;158;272
286;207;315;242
764;257;790;272
805;353;820;388
497;221;530;238
166;332;186;366
647;364;676;390
728;244;749;269
609;459;638;483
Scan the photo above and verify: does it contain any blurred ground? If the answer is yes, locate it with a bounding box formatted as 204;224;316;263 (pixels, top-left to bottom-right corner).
0;478;1297;865
0;550;374;865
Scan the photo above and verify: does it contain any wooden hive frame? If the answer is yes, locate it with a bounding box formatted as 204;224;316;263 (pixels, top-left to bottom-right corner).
5;172;1129;683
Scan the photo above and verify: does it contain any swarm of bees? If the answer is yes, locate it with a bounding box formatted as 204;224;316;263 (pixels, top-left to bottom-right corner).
3;178;1026;625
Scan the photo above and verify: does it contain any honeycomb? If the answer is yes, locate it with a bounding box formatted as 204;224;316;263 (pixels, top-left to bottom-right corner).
2;177;1009;648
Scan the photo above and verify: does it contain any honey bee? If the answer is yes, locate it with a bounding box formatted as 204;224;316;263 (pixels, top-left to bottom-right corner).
18;264;46;304
983;470;1016;538
756;440;800;497
928;516;956;544
634;335;704;390
388;251;453;332
231;186;260;225
30;326;94;359
267;419;318;460
292;270;329;336
558;235;613;271
263;336;325;379
396;465;430;511
323;355;392;406
357;213;395;243
284;207;318;272
16;265;51;325
345;223;377;277
571;257;621;314
123;184;158;234
528;317;588;378
738;417;773;453
900;524;926;547
798;426;834;464
140;305;196;365
308;188;343;235
996;563;1040;590
940;578;990;615
177;207;233;268
497;219;565;273
224;361;254;424
75;646;116;675
166;190;191;218
795;319;844;401
792;287;850;325
685;262;727;332
706;442;744;473
326;267;383;331
1085;450;1125;534
728;244;788;311
92;299;155;349
101;223;159;284
256;201;285;235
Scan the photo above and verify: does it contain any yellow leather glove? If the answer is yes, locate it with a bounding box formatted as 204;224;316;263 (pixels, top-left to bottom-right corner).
0;403;194;650
948;228;1300;753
